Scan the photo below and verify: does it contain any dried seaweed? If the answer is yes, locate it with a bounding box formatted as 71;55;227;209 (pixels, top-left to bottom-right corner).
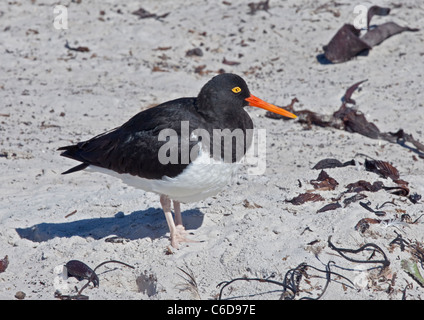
343;158;411;199
322;24;370;63
312;158;355;170
65;260;99;288
217;261;354;300
186;48;203;57
355;216;415;233
310;170;338;191
320;5;418;63
342;79;368;105
359;200;386;217
364;159;399;180
222;57;240;66
248;0;270;15
268;80;424;159
345;180;384;193
286;193;324;205
390;232;409;251
366;6;391;30
362;22;419;48
64;40;90;53
0;255;8;273
343;193;367;207
132;7;169;20
409;193;422;204
58;259;134;299
316;202;341;213
328;236;390;269
354;217;378;233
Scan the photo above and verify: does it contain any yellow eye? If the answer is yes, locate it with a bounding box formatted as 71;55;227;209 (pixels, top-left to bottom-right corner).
232;86;241;93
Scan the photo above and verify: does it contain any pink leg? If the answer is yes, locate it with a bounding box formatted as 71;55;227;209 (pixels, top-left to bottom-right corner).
160;195;196;249
173;200;183;226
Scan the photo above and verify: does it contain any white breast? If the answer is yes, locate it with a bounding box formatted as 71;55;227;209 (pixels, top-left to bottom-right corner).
86;145;241;203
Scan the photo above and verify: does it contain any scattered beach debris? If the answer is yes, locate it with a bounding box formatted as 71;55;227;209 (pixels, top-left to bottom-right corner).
242;199;262;209
323;24;370;64
217;233;423;299
105;236;130;244
65;260;100;289
186;48;203;57
248;0;270;15
132;7;170;20
267;80;424;159
359;200;386;217
56;259;134;300
355;217;406;233
0;255;9;273
64;209;77;218
310;170;338;191
345;180;384;193
287;150;421;218
176;265;201;299
401;260;424;287
312;158;355;170
14;291;26;300
320;5;419;63
286;193;324;205
222;57;240;66
316;202;341;213
389;231;409;251
217;261;354;300
343;193;367;207
64;40;90;53
364;159;399;181
328;236;390;268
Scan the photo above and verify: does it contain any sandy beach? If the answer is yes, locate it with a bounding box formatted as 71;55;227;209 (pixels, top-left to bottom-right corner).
1;0;423;300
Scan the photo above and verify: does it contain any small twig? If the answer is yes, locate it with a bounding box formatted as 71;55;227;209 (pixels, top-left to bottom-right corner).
64;209;77;218
177;264;200;299
65;40;90;52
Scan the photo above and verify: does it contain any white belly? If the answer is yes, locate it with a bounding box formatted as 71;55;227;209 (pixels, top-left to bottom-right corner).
87;147;241;203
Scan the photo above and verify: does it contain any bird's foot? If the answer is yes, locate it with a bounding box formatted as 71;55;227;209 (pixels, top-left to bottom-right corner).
170;225;198;249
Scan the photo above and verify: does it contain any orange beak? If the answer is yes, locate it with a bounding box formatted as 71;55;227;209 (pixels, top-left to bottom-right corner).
245;94;297;119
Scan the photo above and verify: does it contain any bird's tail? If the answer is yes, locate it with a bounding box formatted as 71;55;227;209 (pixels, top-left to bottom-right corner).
57;145;89;174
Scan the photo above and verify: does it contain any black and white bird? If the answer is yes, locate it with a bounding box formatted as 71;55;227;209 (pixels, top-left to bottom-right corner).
58;73;296;248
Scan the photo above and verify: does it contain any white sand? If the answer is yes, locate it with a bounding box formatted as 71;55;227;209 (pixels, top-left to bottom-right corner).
1;0;423;300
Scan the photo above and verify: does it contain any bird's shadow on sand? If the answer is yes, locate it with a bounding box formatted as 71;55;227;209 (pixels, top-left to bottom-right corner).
15;207;204;243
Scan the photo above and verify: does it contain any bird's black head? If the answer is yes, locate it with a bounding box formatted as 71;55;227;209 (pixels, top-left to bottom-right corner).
197;73;251;113
196;73;297;120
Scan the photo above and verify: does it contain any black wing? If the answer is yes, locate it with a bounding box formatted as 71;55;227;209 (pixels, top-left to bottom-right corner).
58;98;200;179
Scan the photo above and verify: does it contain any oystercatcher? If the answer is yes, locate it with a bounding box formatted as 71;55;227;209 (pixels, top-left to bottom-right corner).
58;73;296;248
